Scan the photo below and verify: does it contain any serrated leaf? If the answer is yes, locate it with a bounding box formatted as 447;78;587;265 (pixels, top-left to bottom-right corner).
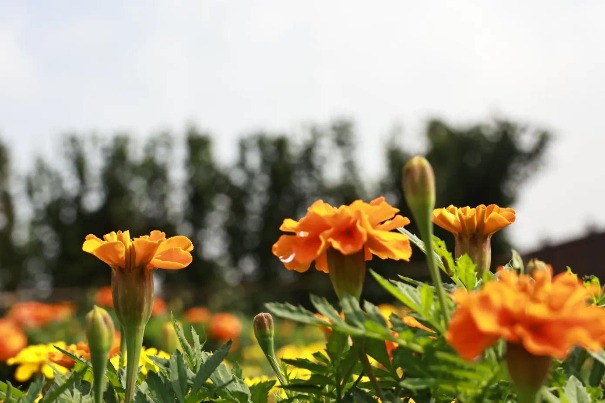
419;283;435;316
40;366;87;403
193;340;232;393
281;358;327;373
563;376;591;403
266;301;328;326
370;270;421;313
400;377;437;391
349;387;377;402
455;254;478;290
21;377;44;403
172;314;196;369
145;371;174;403
249;380;276;403
170;351;189;402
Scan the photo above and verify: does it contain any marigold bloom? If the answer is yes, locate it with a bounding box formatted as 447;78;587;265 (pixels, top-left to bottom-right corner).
8;301;75;328
209;313;243;341
7;342;70;382
94;286;114;308
446;266;605;361
272;197;411;273
184;306;212;324
109;346;170;376
433;204;515;275
83;230;194;271
83;229;193;402
49;338;121;370
0;319;27;361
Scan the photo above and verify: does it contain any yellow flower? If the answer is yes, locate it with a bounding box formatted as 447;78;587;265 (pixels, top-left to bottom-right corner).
110;346;170;376
433;204;515;275
7;342;69;382
276;342;325;380
83;230;193;271
84;229;193;402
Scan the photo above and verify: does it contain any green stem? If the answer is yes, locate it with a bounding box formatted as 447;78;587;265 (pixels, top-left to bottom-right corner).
355;339;385;403
517;389;540;403
417;217;450;324
90;349;108;403
119;325;126;370
123;325;145;402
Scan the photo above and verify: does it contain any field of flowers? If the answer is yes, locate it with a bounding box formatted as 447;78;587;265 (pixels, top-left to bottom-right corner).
2;156;605;402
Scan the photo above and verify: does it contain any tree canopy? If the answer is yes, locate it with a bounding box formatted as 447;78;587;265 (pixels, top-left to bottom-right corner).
0;118;551;310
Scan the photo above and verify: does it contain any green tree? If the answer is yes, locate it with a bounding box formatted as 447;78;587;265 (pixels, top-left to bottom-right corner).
0;139;24;291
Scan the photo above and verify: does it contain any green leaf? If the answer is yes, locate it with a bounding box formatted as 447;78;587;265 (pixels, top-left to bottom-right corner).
281;358;327;373
146;371;175;403
20;377;44;403
370;270;421;313
400;378;437;391
172;314;196;369
349;387;378;402
41;366;87;403
266;301;328;326
419;283;435;316
0;380;24;401
563;376;591;403
249;380;276;403
455;254;477;290
169;351;189;402
192;340;232;393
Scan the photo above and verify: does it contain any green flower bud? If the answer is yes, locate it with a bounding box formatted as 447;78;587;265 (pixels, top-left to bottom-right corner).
253;312;275;357
85;306;115;403
86;305;115;357
253;312;290;389
402;155;436;216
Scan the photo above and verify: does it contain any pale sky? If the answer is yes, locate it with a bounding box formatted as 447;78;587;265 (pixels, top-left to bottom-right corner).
1;1;604;252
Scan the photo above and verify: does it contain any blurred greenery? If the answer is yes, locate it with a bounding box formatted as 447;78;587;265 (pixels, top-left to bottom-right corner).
0;118;550;312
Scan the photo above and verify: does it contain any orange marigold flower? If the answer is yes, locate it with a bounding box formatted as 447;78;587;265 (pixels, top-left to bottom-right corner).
209;313;243;341
272;197;411;273
83;230;194;271
433;204;515;275
446;265;605;361
8;301;75;328
151;298;167;316
49;338;122;370
184;306;212;324
95;286;114;308
0;319;27;361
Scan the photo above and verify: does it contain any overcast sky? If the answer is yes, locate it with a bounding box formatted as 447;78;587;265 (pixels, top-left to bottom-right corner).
1;1;604;254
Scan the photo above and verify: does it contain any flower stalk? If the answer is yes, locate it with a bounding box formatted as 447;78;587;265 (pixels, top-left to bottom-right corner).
253;313;291;397
402;156;450;323
85;306;115;403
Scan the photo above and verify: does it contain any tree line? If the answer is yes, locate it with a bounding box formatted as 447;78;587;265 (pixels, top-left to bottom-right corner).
0;118;550;308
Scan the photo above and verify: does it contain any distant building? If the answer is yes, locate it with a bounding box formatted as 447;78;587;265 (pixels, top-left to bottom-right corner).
523;230;605;280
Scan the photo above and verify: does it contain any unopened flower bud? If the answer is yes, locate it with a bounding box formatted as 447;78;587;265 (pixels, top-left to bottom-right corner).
253;312;289;389
526;259;549;276
85;306;115;403
86;306;115;355
402;156;436;217
253;312;275;354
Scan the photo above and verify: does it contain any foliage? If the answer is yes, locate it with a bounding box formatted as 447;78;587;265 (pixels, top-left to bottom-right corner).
0;117;550;311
